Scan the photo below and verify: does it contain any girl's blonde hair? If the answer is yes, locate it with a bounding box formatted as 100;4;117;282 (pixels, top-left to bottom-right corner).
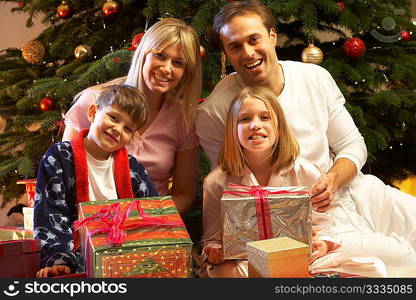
218;86;299;176
75;18;202;130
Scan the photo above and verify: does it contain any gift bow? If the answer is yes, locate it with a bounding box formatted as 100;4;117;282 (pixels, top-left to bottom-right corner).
74;200;184;245
224;184;309;240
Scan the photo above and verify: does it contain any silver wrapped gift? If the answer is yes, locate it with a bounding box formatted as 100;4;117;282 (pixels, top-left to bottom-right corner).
222;184;312;259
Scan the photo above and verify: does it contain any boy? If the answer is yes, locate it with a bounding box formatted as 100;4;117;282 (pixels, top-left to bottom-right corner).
34;84;158;277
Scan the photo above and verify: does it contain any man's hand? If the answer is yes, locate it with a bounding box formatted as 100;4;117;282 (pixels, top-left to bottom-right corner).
36;265;71;278
310;172;337;212
204;243;224;265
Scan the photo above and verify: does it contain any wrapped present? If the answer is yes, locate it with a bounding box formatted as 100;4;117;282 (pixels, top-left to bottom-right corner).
222;184;312;259
23;207;34;230
75;197;193;278
0;239;41;278
0;226;34;241
17;179;37;207
247;237;309;278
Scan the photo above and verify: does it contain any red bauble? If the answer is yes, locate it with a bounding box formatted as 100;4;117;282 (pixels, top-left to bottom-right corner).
401;30;412;41
336;2;345;11
128;33;144;51
18;2;24;7
343;37;366;59
39;97;55;112
102;0;121;18
57;2;73;19
200;45;206;59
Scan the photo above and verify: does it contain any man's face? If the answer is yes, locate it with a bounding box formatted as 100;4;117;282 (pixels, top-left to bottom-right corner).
219;13;278;87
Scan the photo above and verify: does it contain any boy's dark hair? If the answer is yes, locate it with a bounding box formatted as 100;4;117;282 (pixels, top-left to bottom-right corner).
212;0;276;50
96;84;148;130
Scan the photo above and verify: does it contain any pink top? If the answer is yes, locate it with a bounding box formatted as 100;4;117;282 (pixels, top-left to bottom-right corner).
64;89;199;196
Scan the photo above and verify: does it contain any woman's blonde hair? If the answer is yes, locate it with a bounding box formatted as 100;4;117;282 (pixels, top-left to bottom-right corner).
75;18;202;130
125;18;202;129
218;86;299;176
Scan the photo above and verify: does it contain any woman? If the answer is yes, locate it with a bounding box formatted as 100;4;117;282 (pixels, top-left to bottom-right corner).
63;18;202;218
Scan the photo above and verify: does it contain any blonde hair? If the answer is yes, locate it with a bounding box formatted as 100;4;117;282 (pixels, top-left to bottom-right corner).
75;18;202;130
218;86;299;176
125;18;202;130
95;84;148;130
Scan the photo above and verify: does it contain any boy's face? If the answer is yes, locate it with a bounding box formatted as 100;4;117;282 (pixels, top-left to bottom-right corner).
219;13;279;87
85;104;137;160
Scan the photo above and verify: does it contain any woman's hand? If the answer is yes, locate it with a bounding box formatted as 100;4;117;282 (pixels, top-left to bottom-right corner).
203;244;224;265
36;265;71;278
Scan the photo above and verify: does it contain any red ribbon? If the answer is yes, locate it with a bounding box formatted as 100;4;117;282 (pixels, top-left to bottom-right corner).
74;200;184;245
224;184;308;240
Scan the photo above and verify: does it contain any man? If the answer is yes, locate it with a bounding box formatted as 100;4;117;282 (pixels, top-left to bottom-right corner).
196;0;416;274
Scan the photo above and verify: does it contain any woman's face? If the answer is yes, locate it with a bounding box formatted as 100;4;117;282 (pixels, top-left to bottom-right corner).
142;43;185;96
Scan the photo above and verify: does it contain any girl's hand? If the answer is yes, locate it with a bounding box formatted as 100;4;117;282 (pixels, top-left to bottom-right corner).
203;244;224;265
36;265;71;278
309;240;329;264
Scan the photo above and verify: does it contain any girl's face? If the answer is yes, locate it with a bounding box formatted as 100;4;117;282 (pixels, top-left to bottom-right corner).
237;96;277;157
142;43;185;96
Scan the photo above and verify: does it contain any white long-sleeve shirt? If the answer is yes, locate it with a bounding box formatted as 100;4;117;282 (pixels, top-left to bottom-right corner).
196;60;367;173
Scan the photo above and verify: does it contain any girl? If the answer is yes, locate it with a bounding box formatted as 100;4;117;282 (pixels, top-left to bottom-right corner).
198;86;388;278
62;18;202;218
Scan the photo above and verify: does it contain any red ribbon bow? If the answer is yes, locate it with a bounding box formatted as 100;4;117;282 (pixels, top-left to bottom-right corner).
224;184;308;240
74;200;183;245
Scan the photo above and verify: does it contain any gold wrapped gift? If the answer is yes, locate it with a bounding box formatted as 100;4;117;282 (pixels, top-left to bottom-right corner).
0;226;34;241
247;237;310;278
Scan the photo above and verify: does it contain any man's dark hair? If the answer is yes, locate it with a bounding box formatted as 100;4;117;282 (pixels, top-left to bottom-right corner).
212;0;276;50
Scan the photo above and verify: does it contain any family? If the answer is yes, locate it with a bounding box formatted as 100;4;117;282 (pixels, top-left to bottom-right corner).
34;0;416;278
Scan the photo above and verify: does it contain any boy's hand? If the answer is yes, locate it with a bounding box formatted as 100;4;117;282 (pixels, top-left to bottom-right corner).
203;244;224;265
36;265;71;278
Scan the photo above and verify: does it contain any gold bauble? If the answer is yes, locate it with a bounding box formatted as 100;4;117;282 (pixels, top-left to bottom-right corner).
0;116;6;134
301;43;324;65
74;44;92;61
21;40;45;64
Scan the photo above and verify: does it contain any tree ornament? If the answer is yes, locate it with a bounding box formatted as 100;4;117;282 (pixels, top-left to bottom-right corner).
301;43;324;64
200;45;206;59
221;52;227;78
128;32;144;51
39;97;55;112
401;30;412;41
18;2;24;7
336;2;345;11
74;44;92;61
102;0;121;18
57;1;73;19
21;40;45;64
0;116;6;133
343;37;366;59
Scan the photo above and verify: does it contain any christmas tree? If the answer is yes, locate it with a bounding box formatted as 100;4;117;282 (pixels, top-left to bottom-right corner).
1;0;415;208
